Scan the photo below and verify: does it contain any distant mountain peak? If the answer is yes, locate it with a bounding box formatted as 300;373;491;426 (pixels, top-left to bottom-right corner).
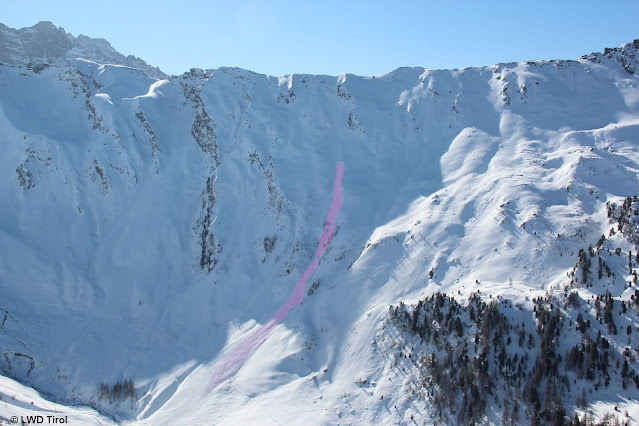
0;21;166;78
31;20;59;29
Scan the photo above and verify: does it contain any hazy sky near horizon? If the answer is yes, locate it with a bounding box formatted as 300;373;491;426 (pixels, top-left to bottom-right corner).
3;0;639;76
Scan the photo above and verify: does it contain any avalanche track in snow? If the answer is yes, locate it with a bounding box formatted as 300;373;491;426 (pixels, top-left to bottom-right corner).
206;161;345;392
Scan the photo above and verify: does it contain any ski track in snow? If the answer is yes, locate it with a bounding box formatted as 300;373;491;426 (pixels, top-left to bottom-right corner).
206;161;345;392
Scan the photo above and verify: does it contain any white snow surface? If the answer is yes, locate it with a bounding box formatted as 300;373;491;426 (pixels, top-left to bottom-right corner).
0;375;114;425
0;34;639;424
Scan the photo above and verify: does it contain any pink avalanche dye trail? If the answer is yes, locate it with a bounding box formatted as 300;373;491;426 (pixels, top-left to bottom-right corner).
206;161;345;392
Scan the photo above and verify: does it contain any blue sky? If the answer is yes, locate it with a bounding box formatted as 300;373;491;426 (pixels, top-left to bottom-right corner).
3;0;639;76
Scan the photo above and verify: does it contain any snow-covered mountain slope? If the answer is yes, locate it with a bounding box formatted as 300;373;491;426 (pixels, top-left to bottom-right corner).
0;375;114;425
0;22;165;79
1;29;639;424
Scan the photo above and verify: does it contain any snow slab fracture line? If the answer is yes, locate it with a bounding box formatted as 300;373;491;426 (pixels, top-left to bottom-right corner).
206;162;345;393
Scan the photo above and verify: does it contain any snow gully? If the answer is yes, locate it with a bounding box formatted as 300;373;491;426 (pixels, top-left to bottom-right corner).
206;161;345;392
